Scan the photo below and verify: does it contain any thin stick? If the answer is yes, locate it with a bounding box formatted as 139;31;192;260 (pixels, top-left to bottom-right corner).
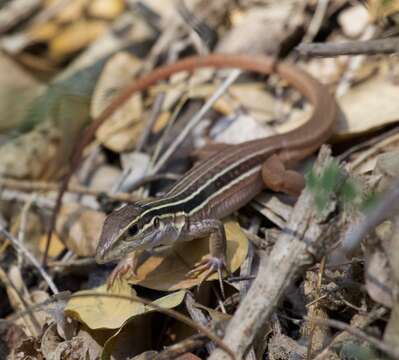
306;316;399;359
208;147;335;360
0;227;58;294
16;195;36;267
339;176;399;258
296;36;399;57
337;125;399;163
0;178;144;203
136;92;166;151
150;95;189;168
302;0;330;43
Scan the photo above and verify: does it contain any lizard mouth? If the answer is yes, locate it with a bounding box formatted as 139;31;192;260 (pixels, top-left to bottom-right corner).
95;247;112;264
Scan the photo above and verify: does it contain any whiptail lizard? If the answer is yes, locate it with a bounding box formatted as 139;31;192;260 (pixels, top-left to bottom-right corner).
91;54;338;284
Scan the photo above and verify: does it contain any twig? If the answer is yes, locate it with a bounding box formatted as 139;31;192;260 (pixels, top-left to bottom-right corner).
302;0;330;43
0;227;58;294
157;334;209;360
306;256;327;359
150;95;189;168
0;267;42;336
345;129;399;172
47;258;97;268
0;178;143;203
336;25;378;97
306;316;399;359
16;195;36;268
185;292;216;354
0;0;41;34
208;146;337;360
177;0;216;52
296;36;399;57
136;92;166;151
150;69;242;174
338;176;399;258
312;307;388;359
337;125;399;163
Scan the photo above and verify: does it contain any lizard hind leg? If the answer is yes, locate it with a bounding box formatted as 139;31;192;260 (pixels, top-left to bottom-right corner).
262;154;305;196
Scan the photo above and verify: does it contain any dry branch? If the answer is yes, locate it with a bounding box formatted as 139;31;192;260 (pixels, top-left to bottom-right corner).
209;146;337;359
296;37;399;57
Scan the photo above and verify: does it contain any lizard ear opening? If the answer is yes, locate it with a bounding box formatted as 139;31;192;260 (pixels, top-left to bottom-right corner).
153;216;160;228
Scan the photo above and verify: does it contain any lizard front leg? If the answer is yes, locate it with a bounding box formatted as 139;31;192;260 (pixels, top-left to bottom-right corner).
106;250;152;288
185;219;229;285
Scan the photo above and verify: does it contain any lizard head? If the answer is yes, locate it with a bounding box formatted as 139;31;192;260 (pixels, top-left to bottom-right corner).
95;201;183;264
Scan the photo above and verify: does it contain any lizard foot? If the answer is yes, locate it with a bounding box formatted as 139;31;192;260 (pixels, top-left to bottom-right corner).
107;256;137;289
186;255;229;297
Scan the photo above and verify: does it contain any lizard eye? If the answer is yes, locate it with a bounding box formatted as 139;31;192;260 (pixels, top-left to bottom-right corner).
127;224;139;237
153;217;160;228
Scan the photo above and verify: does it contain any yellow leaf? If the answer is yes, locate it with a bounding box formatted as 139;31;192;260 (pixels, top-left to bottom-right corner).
38;233;65;258
65;285;186;331
49;20;107;61
29;22;60;42
65;283;145;330
126;219;248;291
88;0;125;19
152;112;171;134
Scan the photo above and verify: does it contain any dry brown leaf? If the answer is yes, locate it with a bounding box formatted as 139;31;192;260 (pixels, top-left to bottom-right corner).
10;211;45;258
41;322;103;360
127;219;248;291
214;114;275;144
228;83;275;121
101;291;186;358
102;319;153;359
216;3;303;55
274;105;313;134
56;203;105;257
375;151;399;191
384;304;399;352
87;0;125;19
252;194;292;228
49;20;107;61
365;249;393;308
92;52;145;152
337;72;399;136
0;121;62;179
86;165;122;192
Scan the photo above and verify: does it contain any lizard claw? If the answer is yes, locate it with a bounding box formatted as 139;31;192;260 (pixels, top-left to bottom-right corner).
107;256;137;289
186;255;229;298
